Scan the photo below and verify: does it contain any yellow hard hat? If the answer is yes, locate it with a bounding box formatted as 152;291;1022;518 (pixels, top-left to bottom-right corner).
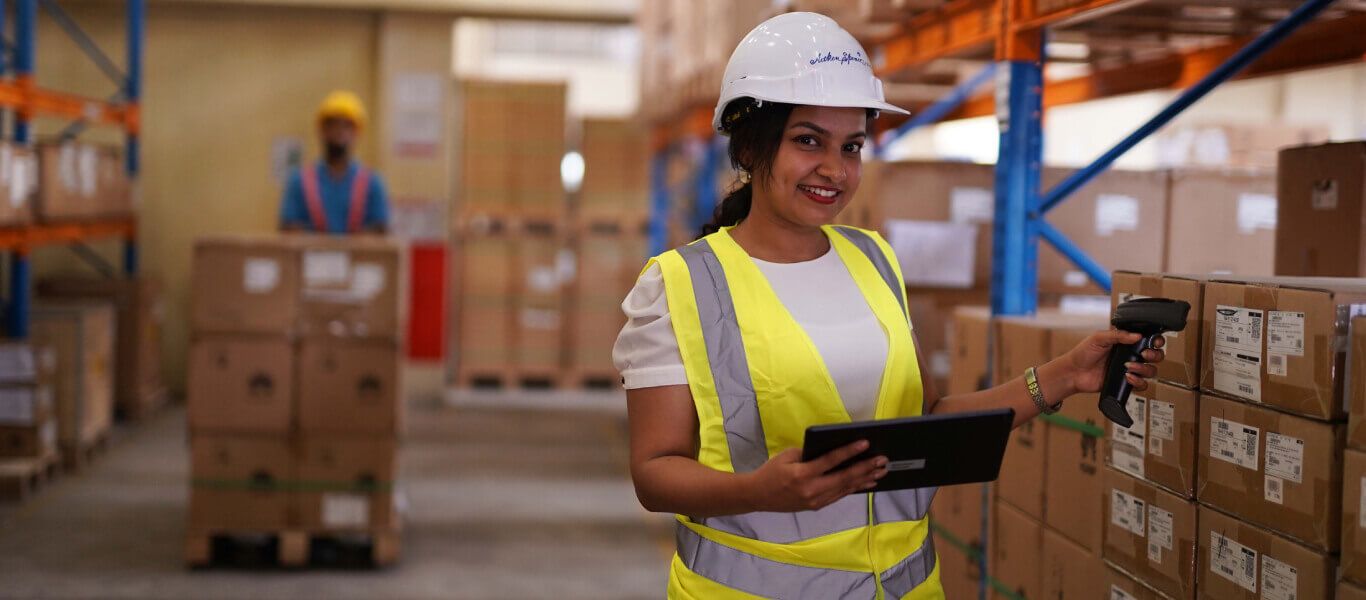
317;90;366;130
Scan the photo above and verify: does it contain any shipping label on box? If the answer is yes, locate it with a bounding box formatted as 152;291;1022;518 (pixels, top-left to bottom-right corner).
1198;505;1336;600
1102;468;1198;600
1341;448;1366;584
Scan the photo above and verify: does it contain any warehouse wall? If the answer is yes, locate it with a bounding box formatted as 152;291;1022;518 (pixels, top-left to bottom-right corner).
31;1;384;392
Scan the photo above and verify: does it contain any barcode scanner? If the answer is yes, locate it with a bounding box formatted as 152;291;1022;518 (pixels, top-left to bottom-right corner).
1099;298;1192;427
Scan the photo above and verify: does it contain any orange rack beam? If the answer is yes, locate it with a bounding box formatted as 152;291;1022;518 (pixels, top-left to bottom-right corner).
0;218;136;253
3;78;137;133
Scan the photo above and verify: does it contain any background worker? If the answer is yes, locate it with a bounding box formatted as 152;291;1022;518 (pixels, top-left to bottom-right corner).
614;12;1165;599
280;90;390;234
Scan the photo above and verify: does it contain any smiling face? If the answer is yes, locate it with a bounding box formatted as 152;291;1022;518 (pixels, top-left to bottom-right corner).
751;105;867;229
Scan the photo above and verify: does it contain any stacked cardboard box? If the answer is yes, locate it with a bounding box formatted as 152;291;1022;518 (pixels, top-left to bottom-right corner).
565;229;646;387
31;302;114;470
1275;141;1366;278
38;277;166;421
0;342;57;460
635;0;770;122
186;234;404;565
453;80;567;221
35;142;131;221
1341;317;1366;589
577;119;650;228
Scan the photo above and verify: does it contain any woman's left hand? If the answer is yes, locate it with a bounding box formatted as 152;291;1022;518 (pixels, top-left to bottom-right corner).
1059;330;1167;395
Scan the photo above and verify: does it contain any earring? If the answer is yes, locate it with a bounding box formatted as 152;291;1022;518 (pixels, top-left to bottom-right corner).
739;169;751;184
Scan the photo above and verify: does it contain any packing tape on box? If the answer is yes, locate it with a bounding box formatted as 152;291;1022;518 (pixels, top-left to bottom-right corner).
192;478;394;493
1040;413;1106;438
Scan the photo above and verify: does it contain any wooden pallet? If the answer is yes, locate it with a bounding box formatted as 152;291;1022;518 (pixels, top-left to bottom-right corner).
116;385;171;423
454;367;572;390
60;428;110;473
573;217;650;237
185;526;401;569
0;450;61;502
564;368;623;390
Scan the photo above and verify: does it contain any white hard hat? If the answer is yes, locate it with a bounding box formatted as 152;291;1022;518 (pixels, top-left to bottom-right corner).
712;12;909;135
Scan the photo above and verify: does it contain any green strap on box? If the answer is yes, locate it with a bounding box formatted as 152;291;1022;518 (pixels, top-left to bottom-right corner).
930;520;1032;600
1039;412;1106;438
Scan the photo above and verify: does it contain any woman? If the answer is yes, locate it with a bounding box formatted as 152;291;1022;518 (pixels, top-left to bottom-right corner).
613;13;1164;600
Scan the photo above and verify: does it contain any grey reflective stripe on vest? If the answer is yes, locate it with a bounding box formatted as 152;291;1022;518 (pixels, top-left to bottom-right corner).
697;494;868;544
676;240;768;474
872;487;938;524
677;524;879;599
880;533;937;599
831;227;907;320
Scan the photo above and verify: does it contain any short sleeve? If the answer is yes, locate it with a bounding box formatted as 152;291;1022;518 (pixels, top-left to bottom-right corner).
365;173;390;229
612;262;689;389
279;169;309;228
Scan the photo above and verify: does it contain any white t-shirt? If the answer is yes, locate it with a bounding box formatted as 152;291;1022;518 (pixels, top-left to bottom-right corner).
612;246;894;421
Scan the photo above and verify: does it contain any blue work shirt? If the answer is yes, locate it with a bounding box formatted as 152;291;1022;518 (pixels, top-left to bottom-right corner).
279;161;390;234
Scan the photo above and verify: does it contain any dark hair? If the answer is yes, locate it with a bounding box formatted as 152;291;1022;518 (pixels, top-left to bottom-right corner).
696;99;796;239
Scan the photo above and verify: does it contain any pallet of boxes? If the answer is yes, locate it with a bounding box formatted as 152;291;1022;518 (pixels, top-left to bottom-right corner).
0;341;60;501
185;234;405;567
451;79;570;389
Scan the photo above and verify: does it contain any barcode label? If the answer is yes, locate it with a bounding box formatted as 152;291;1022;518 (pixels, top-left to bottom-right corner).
1265;432;1304;483
1266;476;1284;504
1214;306;1264;402
1211;531;1259;592
1210;417;1260;470
1111;586;1137;600
1268;311;1306;357
1268;353;1287;377
1111;489;1146;536
1261;554;1298;600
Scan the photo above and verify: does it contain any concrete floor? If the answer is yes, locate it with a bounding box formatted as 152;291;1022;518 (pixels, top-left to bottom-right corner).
0;392;673;599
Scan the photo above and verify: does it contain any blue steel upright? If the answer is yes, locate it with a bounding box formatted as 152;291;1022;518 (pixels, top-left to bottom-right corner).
990;59;1043;317
13;0;33;144
692;136;725;234
126;0;142;178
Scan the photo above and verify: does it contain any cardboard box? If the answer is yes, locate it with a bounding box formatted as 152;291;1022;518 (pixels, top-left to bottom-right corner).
35;142;121;221
513;234;565;374
187;336;293;434
948;306;991;396
1102;467;1198;600
1350;317;1366;450
934;529;981;600
189;434;294;531
568;234;644;378
294;437;398;531
1039;168;1169;294
931;482;990;548
866;161;996;285
1200;277;1366;420
993;312;1107;521
192;235;301;335
910;289;992;395
298;339;401;435
1157;122;1328;170
32;302;114;449
1044;417;1105;553
1103;562;1174;600
1042;528;1105;600
1111;272;1206;389
1197;504;1336;600
1166;170;1277;277
295;236;404;340
1198;393;1345;551
0;385;55;458
577;119;649;225
991;501;1042;600
1275;142;1366;277
38;277;165;419
1344;581;1366;600
453;234;514;373
1108;380;1200;498
1343;448;1366;584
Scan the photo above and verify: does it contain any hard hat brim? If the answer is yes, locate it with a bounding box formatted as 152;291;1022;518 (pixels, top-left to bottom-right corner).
712;93;911;135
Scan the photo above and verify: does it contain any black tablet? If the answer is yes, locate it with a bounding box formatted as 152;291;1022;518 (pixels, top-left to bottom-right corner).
801;408;1015;493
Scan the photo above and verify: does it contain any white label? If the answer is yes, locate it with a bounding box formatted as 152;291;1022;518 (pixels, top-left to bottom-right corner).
1237;193;1278;233
886;459;926;472
351;263;386;299
1312;179;1338;210
1148;540;1162;563
1268;353;1288;377
321;493;370;528
949;187;994;224
1148;505;1174;551
1264;432;1304;483
527;265;559;293
1150;400;1176;440
77;146;98;198
243;258;281;293
10;154;29;208
303;250;350;286
1267;311;1305;357
1261;554;1298;600
1149;436;1163;457
520;308;560;330
1360;477;1366;528
1111;585;1137;600
1213;306;1264;402
1113;444;1145;478
0;388;36;425
40;419;56;449
1210;531;1259;593
1095;194;1140;236
886;220;977;289
1265;475;1284;504
1064;270;1091;288
1210;417;1260;470
1111;489;1146;536
1059;294;1112;314
930;350;951;379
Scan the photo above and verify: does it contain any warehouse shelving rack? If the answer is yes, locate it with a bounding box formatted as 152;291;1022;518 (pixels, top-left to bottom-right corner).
645;1;1363;598
0;0;144;337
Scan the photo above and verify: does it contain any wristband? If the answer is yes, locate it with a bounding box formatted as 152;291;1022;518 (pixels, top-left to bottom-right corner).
1025;366;1060;415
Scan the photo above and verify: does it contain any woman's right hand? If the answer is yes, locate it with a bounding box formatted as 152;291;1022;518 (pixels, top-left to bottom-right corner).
745;441;888;513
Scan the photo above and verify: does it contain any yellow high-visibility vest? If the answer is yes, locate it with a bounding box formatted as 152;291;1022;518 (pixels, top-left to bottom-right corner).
648;225;943;600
